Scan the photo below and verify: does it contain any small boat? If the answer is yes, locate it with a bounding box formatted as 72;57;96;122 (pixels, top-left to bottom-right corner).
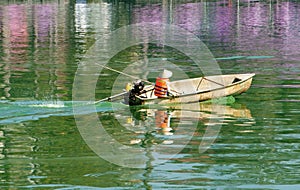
125;73;255;105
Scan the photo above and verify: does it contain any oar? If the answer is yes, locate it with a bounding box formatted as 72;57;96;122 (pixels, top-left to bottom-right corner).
94;91;128;104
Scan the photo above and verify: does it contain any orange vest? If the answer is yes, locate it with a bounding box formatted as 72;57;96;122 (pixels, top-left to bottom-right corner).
154;77;169;97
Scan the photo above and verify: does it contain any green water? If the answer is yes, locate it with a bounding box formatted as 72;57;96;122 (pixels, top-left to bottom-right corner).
1;0;300;189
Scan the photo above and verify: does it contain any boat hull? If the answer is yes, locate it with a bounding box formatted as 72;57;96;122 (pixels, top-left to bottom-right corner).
137;73;255;105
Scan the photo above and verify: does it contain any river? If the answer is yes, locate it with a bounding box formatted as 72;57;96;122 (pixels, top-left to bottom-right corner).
0;0;299;189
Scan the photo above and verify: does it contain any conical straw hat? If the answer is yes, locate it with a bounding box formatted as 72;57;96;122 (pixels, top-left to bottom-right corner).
159;69;173;78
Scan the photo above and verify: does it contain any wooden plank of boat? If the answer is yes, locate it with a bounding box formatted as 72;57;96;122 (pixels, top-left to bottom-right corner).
135;73;255;105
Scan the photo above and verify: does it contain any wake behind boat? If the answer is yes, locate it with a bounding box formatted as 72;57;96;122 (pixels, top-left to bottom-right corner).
103;72;255;105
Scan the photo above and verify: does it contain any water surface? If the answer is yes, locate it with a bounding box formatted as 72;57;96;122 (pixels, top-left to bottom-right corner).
0;0;300;189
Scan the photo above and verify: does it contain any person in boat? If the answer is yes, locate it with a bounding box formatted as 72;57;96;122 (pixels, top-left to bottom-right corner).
125;69;173;105
126;80;146;105
154;69;173;98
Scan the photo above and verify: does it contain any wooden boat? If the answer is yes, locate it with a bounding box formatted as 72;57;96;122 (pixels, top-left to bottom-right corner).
125;73;255;105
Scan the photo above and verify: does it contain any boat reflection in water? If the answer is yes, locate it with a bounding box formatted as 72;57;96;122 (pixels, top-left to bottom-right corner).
111;100;254;153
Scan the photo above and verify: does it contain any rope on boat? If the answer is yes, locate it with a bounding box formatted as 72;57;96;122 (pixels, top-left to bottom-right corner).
98;64;153;85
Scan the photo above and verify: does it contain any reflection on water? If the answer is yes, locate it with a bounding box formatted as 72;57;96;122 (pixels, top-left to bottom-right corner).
0;0;299;189
113;101;254;153
0;2;74;100
0;100;256;188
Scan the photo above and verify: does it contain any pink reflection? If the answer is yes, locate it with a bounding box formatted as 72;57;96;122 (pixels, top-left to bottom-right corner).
1;3;68;99
2;4;29;75
6;5;28;56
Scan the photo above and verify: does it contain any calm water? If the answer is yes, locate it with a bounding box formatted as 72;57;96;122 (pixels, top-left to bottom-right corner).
1;0;300;189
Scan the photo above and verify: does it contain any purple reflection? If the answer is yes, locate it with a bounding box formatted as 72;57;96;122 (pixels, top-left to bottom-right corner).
239;3;267;36
173;3;202;32
34;4;56;45
210;3;236;43
131;1;300;73
237;1;300;63
132;4;163;23
132;2;236;41
274;2;290;37
132;3;203;33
